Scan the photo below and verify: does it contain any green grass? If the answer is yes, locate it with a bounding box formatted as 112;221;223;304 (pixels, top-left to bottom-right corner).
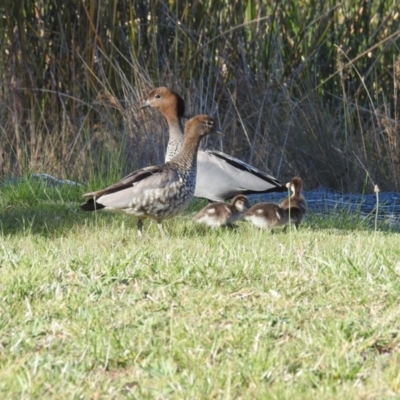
1;181;400;399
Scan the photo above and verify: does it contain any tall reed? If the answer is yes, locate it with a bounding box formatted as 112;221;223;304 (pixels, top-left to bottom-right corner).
0;0;399;191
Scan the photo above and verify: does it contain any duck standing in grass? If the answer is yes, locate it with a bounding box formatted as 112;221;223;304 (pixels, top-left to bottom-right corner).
194;194;251;228
140;87;286;202
80;115;221;236
280;177;307;228
243;202;289;229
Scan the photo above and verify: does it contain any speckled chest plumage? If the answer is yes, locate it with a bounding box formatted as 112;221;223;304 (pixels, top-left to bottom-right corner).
165;138;183;162
124;162;197;220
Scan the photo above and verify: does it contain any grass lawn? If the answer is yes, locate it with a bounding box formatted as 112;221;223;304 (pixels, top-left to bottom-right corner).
1;180;400;399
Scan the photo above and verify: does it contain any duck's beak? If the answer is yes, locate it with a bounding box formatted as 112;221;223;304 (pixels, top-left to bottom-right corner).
140;99;150;109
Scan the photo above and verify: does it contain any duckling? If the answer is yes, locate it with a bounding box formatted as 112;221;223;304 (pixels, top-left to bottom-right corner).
280;177;307;228
243;202;289;229
194;195;250;228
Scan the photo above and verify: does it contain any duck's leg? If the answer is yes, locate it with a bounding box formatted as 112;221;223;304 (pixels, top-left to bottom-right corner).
137;218;143;237
225;223;238;229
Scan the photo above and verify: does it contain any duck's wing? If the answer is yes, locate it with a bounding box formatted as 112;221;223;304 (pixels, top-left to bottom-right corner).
81;165;179;211
194;150;285;201
82;165;163;199
207;150;284;186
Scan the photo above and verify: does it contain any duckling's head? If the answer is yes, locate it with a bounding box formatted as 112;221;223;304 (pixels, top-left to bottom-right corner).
232;195;251;212
286;176;303;195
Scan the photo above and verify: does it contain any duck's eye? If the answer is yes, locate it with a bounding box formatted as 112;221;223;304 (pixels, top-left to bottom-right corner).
206;120;214;127
155;94;161;99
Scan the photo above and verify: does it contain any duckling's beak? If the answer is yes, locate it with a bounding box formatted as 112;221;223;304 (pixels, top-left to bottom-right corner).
285;182;291;189
140;99;151;109
216;128;224;136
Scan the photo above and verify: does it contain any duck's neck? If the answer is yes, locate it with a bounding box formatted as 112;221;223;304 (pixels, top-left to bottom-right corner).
169;137;200;171
165;117;185;162
293;187;302;198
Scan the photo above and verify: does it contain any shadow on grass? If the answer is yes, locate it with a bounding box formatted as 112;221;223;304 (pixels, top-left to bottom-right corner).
2;204;398;238
0;180;210;238
0;179;90;236
1;179;398;237
1;204;85;236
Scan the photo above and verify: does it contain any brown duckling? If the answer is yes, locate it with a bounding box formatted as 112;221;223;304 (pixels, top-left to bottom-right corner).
279;177;307;228
194;195;251;228
243;202;289;229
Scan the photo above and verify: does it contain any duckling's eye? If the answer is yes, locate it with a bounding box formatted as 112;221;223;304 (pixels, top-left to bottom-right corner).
206;120;214;127
155;94;161;99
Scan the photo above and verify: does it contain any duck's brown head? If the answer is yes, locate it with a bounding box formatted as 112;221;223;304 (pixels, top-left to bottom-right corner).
140;86;185;118
184;115;222;142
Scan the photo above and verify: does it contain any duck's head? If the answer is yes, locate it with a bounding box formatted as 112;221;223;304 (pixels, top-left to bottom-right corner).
140;86;185;118
184;115;223;142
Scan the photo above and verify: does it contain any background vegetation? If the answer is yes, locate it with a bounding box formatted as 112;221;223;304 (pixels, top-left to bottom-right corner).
1;0;399;192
